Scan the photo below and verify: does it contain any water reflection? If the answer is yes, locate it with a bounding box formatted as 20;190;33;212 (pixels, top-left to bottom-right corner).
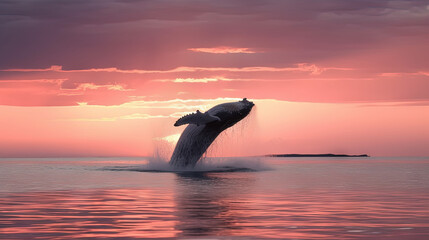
0;188;178;239
1;157;429;239
173;172;255;237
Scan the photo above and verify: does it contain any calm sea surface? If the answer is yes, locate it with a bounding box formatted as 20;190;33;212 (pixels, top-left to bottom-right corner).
1;157;428;239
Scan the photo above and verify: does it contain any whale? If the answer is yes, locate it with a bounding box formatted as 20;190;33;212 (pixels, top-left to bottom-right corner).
169;98;255;168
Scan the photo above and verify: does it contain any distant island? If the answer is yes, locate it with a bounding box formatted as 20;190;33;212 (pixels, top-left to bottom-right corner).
266;153;369;157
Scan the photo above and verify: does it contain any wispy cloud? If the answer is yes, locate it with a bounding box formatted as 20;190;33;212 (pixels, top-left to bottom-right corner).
154;77;233;83
1;65;63;72
64;108;201;122
188;46;257;54
0;78;66;84
379;72;429;77
173;77;225;83
68;113;169;122
119;97;242;110
358;101;429;107
1;63;352;75
74;83;134;91
153;133;182;143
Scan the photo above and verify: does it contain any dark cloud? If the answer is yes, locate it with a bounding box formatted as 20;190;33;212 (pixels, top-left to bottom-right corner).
0;0;428;106
1;0;428;70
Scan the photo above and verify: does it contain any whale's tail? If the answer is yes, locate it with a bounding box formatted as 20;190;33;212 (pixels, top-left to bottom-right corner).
174;110;221;127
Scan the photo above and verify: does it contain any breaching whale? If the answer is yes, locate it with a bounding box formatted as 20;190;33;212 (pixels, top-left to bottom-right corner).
169;98;255;168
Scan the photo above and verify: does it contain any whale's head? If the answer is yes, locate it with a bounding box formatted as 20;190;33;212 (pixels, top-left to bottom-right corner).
236;98;254;117
217;98;254;126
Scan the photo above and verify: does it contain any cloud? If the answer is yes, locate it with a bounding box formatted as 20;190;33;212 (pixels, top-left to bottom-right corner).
1;63;351;75
1;63;429;106
379;72;429;77
2;0;427;71
188;47;257;54
120;97;242;109
74;83;133;91
358;101;429;107
1;65;63;72
0;78;65;84
174;77;222;83
152;77;233;83
154;133;181;144
68;113;170;122
63;107;201;122
0;1;428;106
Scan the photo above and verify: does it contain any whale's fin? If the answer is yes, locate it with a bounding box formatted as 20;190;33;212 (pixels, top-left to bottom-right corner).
174;110;220;127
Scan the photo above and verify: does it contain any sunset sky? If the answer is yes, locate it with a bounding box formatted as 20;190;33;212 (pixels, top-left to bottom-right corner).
1;0;429;157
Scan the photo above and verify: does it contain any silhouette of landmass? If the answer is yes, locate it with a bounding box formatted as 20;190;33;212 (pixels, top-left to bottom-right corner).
267;153;369;157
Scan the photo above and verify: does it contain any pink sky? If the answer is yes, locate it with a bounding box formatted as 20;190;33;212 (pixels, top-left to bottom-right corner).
1;0;429;157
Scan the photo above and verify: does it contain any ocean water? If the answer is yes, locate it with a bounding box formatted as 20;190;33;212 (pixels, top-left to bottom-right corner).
1;156;428;239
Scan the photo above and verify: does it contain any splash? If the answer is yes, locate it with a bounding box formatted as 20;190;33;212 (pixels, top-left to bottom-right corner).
107;99;263;173
104;156;270;173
